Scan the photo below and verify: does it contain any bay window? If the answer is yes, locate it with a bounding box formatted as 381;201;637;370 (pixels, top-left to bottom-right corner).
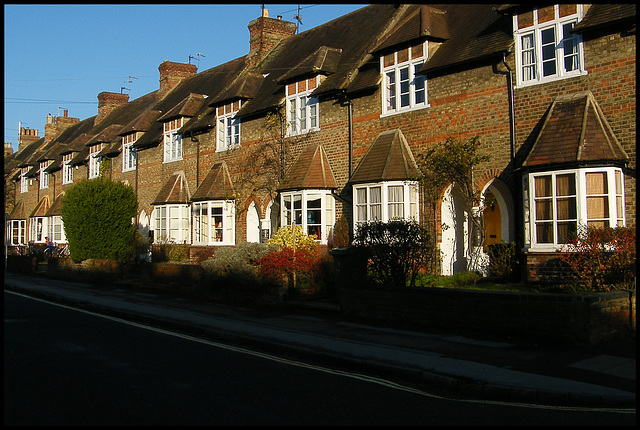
192;200;236;245
152;204;190;244
525;167;626;250
354;181;419;226
7;220;26;246
30;217;47;243
281;190;334;244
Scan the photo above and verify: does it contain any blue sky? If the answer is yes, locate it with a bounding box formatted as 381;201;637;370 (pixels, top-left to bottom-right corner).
4;4;365;152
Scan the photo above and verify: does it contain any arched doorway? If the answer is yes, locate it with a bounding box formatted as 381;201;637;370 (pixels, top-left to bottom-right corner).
440;184;469;276
246;201;261;243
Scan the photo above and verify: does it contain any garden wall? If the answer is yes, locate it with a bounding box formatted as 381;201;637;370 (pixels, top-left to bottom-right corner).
337;286;635;345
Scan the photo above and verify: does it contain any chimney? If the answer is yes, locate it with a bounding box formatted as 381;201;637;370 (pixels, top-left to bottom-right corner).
158;61;197;99
44;110;80;141
18;127;40;152
96;92;129;124
247;9;297;68
4;142;14;157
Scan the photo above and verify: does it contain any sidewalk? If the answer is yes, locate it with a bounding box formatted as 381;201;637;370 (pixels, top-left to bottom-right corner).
4;272;635;408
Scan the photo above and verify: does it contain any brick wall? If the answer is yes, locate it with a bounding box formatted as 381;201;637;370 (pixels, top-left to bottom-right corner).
337;285;635;345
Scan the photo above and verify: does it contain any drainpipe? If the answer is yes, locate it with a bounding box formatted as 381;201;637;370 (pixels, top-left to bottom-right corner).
347;92;353;179
502;51;515;163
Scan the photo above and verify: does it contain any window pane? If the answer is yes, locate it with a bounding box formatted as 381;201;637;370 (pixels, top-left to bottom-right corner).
556;198;576;220
535;200;552;220
557;221;577;244
414;63;425;105
556;174;575;196
399;67;410;107
541;27;557;77
586;172;607;194
521;33;536;81
536;223;553;243
293;194;302;225
386;71;396;110
534;176;552;197
307;194;322;237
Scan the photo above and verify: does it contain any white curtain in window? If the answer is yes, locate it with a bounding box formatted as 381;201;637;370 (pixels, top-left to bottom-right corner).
521;33;536;81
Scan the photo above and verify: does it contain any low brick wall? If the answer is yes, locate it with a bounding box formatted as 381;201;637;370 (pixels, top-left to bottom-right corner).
337;286;635;345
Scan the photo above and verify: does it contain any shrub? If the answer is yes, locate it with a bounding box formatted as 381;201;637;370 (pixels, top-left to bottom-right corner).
486;242;519;282
61;178;137;263
202;242;279;288
152;238;190;262
560;225;636;291
267;225;318;253
256;246;319;288
353;219;436;287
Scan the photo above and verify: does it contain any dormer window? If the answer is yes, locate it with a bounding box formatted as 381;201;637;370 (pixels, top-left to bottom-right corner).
62;153;73;184
122;132;138;172
20;167;29;193
381;40;428;116
286;76;320;136
216;101;242;152
163;118;183;163
88;144;103;179
513;5;585;87
39;161;51;189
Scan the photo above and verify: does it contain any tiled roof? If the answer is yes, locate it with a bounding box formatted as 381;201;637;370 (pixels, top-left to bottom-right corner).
86;124;123;146
8;200;26;220
276;46;343;84
157;93;206;122
350;129;421;184
237;4;404;117
45;193;65;217
118;109;162;136
571;4;635;34
522;91;628;170
279;144;337;191
29;196;50;218
191;162;235;201
152;171;192;205
419;4;513;74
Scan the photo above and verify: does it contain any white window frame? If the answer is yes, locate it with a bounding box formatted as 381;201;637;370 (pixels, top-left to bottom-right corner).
7;219;26;246
163;118;184;163
88;144;103;179
280;189;335;244
380;41;428;116
353;181;420;227
62;153;73;184
48;215;67;243
152;204;190;244
216;101;242;152
524;166;626;251
192;200;236;245
122;133;138;172
514;5;586;87
39;161;51;189
20;167;29;193
29;216;48;243
285;76;320;137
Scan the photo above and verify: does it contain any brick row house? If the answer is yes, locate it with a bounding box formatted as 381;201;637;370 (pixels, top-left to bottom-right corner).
4;4;636;283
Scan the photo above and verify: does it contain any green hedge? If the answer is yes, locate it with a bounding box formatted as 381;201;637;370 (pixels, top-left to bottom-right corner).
61;178;137;263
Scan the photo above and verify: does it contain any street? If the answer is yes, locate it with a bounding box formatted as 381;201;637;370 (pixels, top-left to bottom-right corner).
4;291;635;425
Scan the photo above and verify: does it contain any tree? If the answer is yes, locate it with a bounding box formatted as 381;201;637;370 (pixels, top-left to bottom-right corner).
61;178;137;263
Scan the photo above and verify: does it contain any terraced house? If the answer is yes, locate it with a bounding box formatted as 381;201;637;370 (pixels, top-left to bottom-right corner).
4;4;636;283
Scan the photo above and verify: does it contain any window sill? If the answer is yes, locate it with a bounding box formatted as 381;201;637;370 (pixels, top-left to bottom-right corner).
286;127;320;138
380;104;430;118
515;70;588;89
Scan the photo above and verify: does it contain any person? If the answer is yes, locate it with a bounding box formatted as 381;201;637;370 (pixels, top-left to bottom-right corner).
45;236;55;255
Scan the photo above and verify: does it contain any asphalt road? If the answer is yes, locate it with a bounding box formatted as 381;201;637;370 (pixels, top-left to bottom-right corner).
4;291;636;425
